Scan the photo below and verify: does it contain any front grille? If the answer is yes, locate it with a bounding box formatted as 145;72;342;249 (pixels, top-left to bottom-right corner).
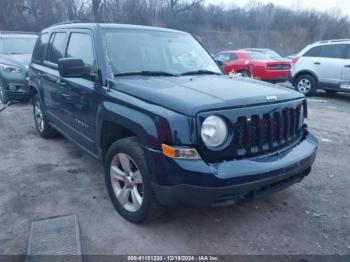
233;105;303;157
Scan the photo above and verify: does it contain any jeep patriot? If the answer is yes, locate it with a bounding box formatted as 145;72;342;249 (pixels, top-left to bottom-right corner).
29;23;318;223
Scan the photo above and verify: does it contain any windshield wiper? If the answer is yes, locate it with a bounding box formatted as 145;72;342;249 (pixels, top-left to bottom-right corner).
180;70;222;76
114;71;178;77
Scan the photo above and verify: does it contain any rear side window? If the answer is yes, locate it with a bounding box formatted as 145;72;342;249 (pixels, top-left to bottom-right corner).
66;33;95;67
304;44;347;59
46;32;66;64
32;33;49;62
215;53;237;62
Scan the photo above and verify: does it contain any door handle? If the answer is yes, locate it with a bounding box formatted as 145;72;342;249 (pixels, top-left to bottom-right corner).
56;80;67;87
38;72;46;77
345;64;350;68
314;62;321;65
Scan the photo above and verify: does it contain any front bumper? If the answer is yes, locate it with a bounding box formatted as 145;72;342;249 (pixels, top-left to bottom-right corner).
148;132;318;207
0;71;30;100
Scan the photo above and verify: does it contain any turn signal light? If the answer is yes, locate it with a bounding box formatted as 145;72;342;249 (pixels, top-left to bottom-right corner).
162;144;201;160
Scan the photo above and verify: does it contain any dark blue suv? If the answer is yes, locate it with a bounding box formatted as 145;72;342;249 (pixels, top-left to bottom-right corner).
29;23;318;223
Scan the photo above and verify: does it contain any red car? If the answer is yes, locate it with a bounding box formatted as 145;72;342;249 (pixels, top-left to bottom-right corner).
214;51;292;83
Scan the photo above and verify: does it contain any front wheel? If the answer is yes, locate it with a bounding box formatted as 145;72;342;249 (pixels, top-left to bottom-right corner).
237;70;252;78
295;74;317;96
32;93;58;138
105;137;163;223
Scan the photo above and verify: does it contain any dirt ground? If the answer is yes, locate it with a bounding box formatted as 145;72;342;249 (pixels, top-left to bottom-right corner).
0;89;349;255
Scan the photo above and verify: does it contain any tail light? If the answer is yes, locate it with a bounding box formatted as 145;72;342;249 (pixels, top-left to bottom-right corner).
266;64;291;70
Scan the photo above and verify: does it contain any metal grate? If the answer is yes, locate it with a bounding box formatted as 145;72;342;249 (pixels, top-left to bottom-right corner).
27;214;82;262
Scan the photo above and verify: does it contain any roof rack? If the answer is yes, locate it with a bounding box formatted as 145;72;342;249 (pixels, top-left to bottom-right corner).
316;39;350;44
50;20;82;27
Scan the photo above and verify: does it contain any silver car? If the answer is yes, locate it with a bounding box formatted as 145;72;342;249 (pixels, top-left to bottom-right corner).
291;39;350;96
0;32;37;104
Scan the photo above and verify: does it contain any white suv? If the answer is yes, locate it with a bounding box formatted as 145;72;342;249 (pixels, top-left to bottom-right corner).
291;40;350;96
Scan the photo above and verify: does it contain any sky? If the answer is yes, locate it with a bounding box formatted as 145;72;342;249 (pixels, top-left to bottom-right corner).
205;0;350;17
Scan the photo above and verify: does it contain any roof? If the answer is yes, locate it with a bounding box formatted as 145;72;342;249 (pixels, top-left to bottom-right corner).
44;22;188;35
0;31;37;36
315;39;350;44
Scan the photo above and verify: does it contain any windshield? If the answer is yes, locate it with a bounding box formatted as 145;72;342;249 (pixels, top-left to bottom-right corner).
1;36;37;54
103;29;221;76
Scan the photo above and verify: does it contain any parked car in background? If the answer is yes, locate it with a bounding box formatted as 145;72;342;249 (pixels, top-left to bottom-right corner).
214;50;292;83
291;39;350;96
29;23;318;223
0;32;37;104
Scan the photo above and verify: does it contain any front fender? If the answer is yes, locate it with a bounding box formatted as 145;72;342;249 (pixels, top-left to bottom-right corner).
96;101;159;151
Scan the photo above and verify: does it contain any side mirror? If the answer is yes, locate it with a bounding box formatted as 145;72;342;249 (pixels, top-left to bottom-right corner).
58;58;85;78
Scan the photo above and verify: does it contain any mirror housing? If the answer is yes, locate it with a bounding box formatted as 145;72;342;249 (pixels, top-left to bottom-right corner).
58;58;85;78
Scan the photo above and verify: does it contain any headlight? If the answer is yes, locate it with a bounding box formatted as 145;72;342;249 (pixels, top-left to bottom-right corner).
0;64;22;73
201;115;228;147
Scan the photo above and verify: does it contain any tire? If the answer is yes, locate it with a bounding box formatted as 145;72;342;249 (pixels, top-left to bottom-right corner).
32;93;58;138
0;83;8;105
295;74;317;96
105;137;163;223
237;70;252;78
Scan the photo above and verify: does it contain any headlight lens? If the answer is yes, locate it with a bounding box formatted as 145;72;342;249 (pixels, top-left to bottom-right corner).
0;64;22;73
201;115;228;147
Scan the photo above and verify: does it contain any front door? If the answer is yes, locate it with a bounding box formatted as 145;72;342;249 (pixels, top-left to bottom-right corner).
57;31;101;155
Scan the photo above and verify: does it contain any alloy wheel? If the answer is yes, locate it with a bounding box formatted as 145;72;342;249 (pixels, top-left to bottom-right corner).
0;86;4;104
297;78;312;94
110;153;144;212
34;98;44;132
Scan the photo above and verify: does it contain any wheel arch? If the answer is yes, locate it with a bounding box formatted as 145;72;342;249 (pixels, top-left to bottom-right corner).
293;70;319;87
97;102;159;161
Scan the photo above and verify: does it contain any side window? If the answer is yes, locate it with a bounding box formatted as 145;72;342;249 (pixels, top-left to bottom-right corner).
215;54;236;62
345;45;350;59
32;33;49;63
304;44;347;59
66;33;95;69
46;32;66;64
321;44;346;59
303;46;323;57
230;53;238;60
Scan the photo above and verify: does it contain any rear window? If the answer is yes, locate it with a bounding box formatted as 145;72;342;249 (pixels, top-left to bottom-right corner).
304;44;347;59
46;32;66;64
32;33;49;62
248;52;270;60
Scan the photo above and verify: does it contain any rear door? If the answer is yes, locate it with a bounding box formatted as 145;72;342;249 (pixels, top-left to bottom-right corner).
41;31;68;124
340;44;350;91
302;44;347;87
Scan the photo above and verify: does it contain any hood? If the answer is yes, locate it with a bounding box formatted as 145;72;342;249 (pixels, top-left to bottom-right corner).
111;75;304;116
0;54;32;69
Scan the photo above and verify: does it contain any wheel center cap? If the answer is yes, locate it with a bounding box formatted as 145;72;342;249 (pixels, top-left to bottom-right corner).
126;175;134;187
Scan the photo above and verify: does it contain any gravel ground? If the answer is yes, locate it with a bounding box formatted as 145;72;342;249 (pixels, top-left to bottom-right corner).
0;89;349;255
